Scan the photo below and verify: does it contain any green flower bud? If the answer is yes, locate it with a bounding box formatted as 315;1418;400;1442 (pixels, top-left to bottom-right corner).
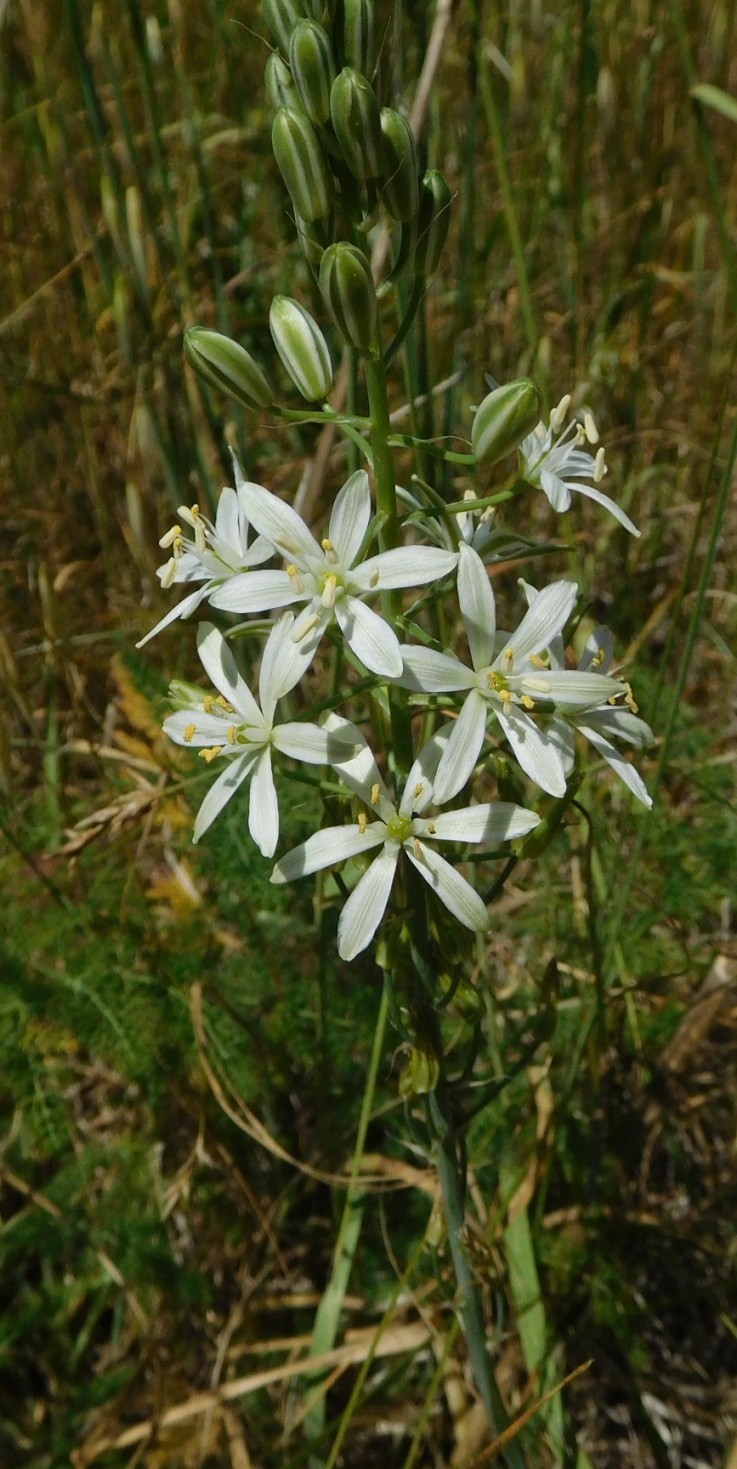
260;0;302;53
471;378;542;467
289;20;336;125
272;105;332;222
319;242;377;352
379;107;419;221
184;328;273;409
398;1040;440;1099
294;209;330;266
269;295;334;400
330;66;382;180
338;0;375;76
265;53;298;112
412;168;452;276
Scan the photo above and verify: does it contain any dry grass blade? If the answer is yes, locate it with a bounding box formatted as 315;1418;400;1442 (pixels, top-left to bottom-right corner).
459;1360;594;1469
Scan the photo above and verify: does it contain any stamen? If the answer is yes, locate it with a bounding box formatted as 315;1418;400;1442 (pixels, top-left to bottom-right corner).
583;411;599;445
520;694;535;710
413;782;424;800
177;503;201;529
530;653;549;669
534;421;547;441
292;613;319;642
183;723;197;742
159;523;182;549
502;646;514;667
594;446;606;484
426;821;436;834
368;568;380;588
499;688;512;705
198;745;223;763
194;521;207;555
160;557;178;589
370;783;380;806
321;538;338;564
625;685;639;714
226;725;238;744
591;646;606;669
413;838;423;859
203;695;214;714
357;812;368;834
522;676;552;693
550;393;571;433
215;695;235;712
321;574;337;610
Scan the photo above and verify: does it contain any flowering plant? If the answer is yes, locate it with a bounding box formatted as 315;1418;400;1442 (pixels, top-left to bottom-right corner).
137;2;653;1456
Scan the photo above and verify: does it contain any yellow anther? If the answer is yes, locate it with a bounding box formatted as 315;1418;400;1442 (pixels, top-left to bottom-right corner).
370;783;380;806
215;695;235;712
413;838;423;859
183;723;197;742
502;646;514;666
426;821;436;834
625;685;639;714
583;411;599;445
520;694;535;710
369;568;380;588
198;745;223;763
226;725;238;745
591;646;606;669
203;695;214;714
413;782;424;800
499;688;512;705
160;557;178;589
357;812;368;834
159;523;182;549
321;574;337;610
177;502;201;527
594;446;606;484
321;538;338;564
530;653;549;669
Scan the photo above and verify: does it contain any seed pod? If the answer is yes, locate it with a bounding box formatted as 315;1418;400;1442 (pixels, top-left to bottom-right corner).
269;295;334;400
265;53;297;111
184;328;273;409
272;105;332;221
339;0;375;75
260;0;302;53
471;379;542;467
330;66;382;180
289;19;336;126
319;242;377;352
379;107;419;221
412;168;452;276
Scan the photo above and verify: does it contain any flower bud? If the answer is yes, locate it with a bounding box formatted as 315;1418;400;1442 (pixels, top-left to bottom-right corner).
512;775;582;860
269;295;334;401
260;0;302;53
338;0;375;76
471;379;542;466
265;53;298;111
319;242;377;352
272;105;332;222
412;168;452;276
379;107;419;221
398;1040;440;1099
330;66;382;180
294;209;330;266
289;20;336;126
184;328;273;409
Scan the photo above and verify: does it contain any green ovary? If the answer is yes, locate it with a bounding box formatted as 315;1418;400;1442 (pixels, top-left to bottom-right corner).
385;814;412;843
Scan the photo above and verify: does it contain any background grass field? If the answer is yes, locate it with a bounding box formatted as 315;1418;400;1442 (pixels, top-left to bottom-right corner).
1;1;735;1465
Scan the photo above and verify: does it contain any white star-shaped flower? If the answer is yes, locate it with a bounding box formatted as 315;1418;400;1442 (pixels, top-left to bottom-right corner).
399;544;628;801
163;618;359;854
519;583;654;807
271;723;540;961
209;469;458;677
518;395;640;537
137;457;273;647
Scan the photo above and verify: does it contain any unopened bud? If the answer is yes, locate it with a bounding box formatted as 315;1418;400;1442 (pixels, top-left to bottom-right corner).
471;379;542;466
184;328;273;409
272;105;332;221
412;169;452;276
330;66;382;180
319;242;377;352
265;53;297;111
338;0;375;76
260;0;301;53
294;209;329;267
379;107;419;221
269;295;334;401
290;20;336;126
398;1040;440;1099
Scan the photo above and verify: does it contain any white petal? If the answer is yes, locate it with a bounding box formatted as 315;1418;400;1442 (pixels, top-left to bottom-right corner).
209;569;300;614
135;585;208;647
248;748;280;857
577;724;652;806
321;715;394;816
433;690;487;803
196;623;262;724
271;822;386;882
273;720;360;764
328;470;371;567
336;597;402;677
399;645;476;693
337;846;399;960
519;670;625;709
579;625;614;673
498;580;577;665
257;613;310;720
192;751;257;842
398;725;453;817
236;480;322;563
352;546;458;592
572;481;641;536
544;714;576;773
540;468;573;511
496;704;567;795
407;842;490;932
214;486;241;552
164;709;234;746
580;708;654;746
427;802;540;843
458;544;496;670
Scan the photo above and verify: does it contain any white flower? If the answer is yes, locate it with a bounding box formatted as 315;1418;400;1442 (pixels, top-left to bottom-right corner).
137;455;272;646
209;469;458;677
399;544;628;801
271;724;540;961
163;618;359;854
519;584;654;807
518;395;640;537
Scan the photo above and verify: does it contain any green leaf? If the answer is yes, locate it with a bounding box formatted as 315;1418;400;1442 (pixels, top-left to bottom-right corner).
691;83;737;125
